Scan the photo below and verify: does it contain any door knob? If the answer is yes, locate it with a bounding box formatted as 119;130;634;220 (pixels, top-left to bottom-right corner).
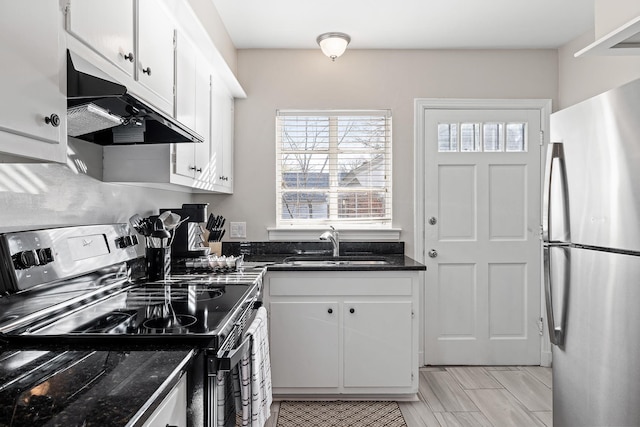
428;217;437;225
428;249;438;258
44;113;60;127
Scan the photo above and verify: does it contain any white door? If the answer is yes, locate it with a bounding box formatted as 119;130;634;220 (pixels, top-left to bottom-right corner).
423;108;542;365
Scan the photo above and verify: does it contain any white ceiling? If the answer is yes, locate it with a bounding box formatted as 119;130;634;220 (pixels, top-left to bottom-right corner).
211;0;595;50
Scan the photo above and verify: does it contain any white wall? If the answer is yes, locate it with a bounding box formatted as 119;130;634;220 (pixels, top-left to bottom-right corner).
558;31;640;109
194;48;558;256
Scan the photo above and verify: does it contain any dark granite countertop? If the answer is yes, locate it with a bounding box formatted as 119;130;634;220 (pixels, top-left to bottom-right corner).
226;241;425;271
0;348;195;427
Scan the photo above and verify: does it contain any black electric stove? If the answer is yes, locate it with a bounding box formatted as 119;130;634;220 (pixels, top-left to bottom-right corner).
0;224;263;427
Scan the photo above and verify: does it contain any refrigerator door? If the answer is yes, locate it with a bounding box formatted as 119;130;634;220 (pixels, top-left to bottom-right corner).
550;77;640;252
550;246;640;427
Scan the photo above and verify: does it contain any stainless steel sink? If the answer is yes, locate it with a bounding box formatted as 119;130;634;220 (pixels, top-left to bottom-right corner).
282;256;390;266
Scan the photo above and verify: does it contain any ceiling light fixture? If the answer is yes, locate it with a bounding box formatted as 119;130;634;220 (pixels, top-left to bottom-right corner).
316;32;351;61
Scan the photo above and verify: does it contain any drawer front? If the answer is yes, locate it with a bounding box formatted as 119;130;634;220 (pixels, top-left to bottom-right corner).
269;274;413;296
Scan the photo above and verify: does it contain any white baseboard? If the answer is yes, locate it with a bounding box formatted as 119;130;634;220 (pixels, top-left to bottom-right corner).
540;350;552;367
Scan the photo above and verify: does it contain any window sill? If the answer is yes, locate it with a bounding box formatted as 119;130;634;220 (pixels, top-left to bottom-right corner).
267;227;402;241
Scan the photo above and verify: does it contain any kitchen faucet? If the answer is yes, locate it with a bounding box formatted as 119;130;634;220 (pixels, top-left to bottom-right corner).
319;226;340;257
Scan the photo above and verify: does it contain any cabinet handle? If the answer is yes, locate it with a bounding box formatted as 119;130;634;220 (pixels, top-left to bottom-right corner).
142;67;152;75
349;308;355;314
327;308;333;314
124;52;134;62
44;113;60;127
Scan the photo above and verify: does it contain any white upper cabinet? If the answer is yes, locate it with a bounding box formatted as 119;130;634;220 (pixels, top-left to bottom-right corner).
0;1;66;163
65;0;136;77
174;31;211;185
66;0;175;115
207;76;234;193
137;0;175;115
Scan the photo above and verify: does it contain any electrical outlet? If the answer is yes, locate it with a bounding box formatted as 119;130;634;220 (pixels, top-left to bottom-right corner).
230;222;246;239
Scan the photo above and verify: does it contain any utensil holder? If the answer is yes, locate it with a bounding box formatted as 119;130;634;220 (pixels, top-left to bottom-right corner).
147;247;171;281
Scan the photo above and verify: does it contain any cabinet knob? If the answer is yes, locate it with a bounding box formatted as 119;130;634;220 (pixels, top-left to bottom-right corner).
124;52;134;62
349;308;355;314
428;249;438;258
327;308;333;314
189;166;203;173
44;113;60;127
142;67;152;75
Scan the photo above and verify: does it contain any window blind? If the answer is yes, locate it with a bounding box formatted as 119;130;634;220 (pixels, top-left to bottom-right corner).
276;110;392;226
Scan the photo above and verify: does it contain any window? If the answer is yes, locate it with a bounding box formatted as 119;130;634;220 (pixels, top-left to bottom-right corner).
276;110;392;227
438;122;527;153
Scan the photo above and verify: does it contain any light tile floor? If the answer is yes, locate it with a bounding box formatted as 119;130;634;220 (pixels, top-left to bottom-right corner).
266;366;552;427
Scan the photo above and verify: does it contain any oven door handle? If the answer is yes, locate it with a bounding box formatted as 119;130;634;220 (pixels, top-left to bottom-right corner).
215;334;251;372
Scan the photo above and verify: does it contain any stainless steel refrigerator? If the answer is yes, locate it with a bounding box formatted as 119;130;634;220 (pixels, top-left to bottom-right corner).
546;78;640;427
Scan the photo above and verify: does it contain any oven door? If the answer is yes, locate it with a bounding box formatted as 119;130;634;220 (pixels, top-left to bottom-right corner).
206;303;258;427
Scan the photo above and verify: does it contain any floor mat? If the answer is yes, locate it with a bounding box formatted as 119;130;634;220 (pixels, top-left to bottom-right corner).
276;401;407;427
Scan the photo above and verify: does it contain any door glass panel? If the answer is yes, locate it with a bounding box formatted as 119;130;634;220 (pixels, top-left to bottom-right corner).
460;123;481;152
506;123;527;152
483;123;504;152
438;123;458;152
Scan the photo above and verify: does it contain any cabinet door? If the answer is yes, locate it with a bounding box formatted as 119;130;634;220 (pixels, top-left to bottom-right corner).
174;31;197;179
343;301;413;388
270;301;340;388
66;0;135;77
137;0;175;114
219;93;234;191
0;1;66;163
210;76;234;192
142;374;187;427
193;57;211;183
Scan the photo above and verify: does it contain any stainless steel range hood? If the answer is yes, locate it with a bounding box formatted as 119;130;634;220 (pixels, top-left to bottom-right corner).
67;50;203;145
575;15;640;57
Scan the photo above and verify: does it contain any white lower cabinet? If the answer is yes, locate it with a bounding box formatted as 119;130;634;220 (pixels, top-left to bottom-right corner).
266;271;419;396
270;301;340;388
142;374;187;427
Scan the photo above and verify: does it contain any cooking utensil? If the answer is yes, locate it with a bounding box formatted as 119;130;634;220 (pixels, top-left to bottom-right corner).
129;214;143;232
151;218;171;248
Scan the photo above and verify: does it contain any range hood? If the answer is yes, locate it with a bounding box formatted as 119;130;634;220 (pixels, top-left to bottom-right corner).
67;50;203;145
575;15;640;57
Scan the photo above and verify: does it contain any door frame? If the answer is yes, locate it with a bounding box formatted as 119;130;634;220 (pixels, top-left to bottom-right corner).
413;98;552;367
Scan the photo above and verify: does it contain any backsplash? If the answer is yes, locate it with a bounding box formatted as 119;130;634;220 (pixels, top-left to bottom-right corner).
0;141;190;233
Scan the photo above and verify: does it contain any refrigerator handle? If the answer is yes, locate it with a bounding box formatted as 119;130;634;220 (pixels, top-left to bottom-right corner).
543;245;569;347
542;142;570;242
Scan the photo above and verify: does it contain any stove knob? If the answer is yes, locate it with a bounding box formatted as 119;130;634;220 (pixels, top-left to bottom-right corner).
13;250;38;269
37;248;54;265
115;237;128;248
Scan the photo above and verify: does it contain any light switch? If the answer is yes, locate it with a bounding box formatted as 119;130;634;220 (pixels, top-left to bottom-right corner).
230;222;246;239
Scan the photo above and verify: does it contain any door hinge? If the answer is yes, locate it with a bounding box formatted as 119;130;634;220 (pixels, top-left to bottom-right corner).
539;130;544;146
537;317;544;336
